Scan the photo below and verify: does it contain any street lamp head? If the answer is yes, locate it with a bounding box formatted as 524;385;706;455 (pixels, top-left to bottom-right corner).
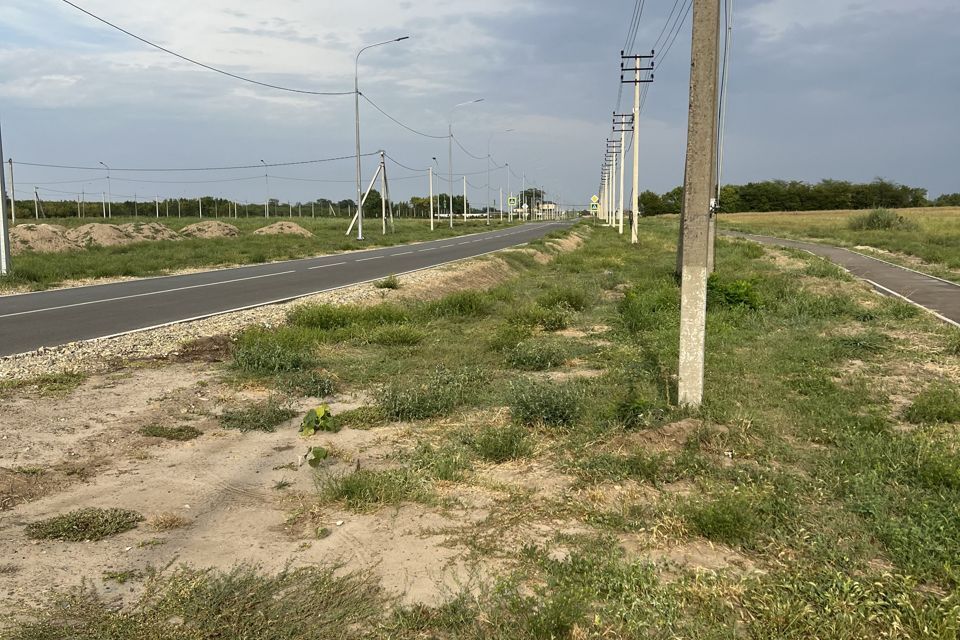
395;36;410;42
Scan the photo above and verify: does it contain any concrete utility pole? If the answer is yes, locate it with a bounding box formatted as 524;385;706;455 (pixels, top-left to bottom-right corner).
198;197;203;218
155;196;160;218
0;123;11;276
708;0;734;273
7;158;16;224
677;0;722;408
99;162;112;218
260;160;270;218
462;176;467;222
620;51;652;244
428;165;435;231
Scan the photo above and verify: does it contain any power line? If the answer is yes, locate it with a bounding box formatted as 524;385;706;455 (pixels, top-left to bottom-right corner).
652;0;684;53
360;93;448;139
14;152;379;173
59;0;353;96
656;0;694;69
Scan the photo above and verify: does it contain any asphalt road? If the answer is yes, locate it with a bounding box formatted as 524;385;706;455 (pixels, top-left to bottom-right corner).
0;222;572;357
725;231;960;327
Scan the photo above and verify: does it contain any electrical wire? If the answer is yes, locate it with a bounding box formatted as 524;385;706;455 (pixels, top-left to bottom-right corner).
59;0;353;96
655;0;693;70
14;152;378;173
359;93;448;139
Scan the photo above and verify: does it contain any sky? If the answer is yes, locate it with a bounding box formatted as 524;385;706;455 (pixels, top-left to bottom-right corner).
0;0;958;211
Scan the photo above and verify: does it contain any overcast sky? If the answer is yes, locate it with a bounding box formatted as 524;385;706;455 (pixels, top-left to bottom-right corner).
1;0;958;209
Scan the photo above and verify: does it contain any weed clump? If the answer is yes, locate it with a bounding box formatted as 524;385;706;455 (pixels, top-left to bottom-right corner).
378;366;484;421
331;406;386;431
289;303;408;329
471;424;532;462
903;384;960;424
848;208;918;231
410;442;473;481
685;493;759;546
509;304;570;331
707;275;762;310
373;274;401;289
427;291;492;318
616;396;671;429
221;398;297;432
537;285;592;312
233;327;315;375
282;369;338;398
506;339;569;371
26;507;143;542
320;469;429;512
510;381;584;428
139;424;202;441
370;325;425;347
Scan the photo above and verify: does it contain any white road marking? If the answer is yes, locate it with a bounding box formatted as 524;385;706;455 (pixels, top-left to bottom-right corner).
864;279;959;328
393;251;413;256
0;271;297;319
418;247;436;252
355;256;383;262
308;261;348;270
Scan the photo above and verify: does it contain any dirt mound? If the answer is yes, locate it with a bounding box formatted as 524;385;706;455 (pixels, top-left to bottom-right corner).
180;221;240;239
118;222;180;242
253;221;313;237
9;224;78;255
66;223;136;248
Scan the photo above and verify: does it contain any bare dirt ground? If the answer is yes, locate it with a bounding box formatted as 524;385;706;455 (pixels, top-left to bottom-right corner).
0;244;576;614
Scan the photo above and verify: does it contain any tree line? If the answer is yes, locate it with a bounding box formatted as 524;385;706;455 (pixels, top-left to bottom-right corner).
638;179;959;216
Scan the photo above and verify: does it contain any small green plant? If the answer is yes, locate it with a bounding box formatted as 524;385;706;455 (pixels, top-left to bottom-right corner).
510;381;584;428
616;396;670;429
282;369;337;398
378;366;484;421
320;469;428;512
471;424;532;463
233;326;315;375
944;330;960;356
306;447;330;468
221;398;296;432
848;208;918;231
506;339;569;371
273;479;293;491
685;493;759;546
139;424;202;441
537;285;592;312
102;570;144;585
707;275;762;310
508;304;569;331
410;442;473;481
428;290;492;318
903;384;960;424
300;405;336;436
331;406;386;431
370;325;424;346
373;274;400;290
26;508;143;542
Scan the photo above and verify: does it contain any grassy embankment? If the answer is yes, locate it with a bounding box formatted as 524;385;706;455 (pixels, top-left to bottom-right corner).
7;218;960;639
1;217;521;291
720;206;960;282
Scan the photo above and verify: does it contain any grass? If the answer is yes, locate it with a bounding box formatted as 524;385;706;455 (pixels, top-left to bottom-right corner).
2;217;524;291
0;371;86;397
720;206;960;281
220;398;297;432
146;512;189;531
25;507;143;542
319;469;430;512
139;424;202;441
373;274;401;289
13;219;960;638
506;338;570;371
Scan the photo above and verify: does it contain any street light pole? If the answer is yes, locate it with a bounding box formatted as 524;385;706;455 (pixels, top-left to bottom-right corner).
355;36;410;241
448;98;484;228
98;161;111;218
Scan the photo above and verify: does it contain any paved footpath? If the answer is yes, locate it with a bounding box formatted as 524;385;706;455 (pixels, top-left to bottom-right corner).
725;231;960;327
0;222;572;357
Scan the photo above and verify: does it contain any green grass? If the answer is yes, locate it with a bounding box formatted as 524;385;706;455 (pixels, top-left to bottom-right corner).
139;424;202;441
903;383;960;424
15;219;960;638
319;469;430;512
3;217;524;291
373;274;401;289
25;508;143;542
6;565;384;640
505;338;570;371
720;206;960;281
220;398;297;432
470;424;533;463
0;371;87;396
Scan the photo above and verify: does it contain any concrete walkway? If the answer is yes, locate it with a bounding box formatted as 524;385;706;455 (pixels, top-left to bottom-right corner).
725;231;960;327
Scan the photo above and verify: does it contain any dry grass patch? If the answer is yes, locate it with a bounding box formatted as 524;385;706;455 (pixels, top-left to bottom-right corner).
147;512;190;532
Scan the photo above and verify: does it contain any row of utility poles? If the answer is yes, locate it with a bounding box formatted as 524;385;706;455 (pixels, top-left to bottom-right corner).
597;0;726;409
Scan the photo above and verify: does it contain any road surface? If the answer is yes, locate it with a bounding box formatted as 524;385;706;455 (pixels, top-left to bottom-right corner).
0;222;572;357
725;231;960;327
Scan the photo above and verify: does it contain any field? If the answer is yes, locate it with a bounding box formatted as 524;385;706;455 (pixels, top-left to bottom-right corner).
1;216;519;291
720;206;960;282
2;219;960;638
